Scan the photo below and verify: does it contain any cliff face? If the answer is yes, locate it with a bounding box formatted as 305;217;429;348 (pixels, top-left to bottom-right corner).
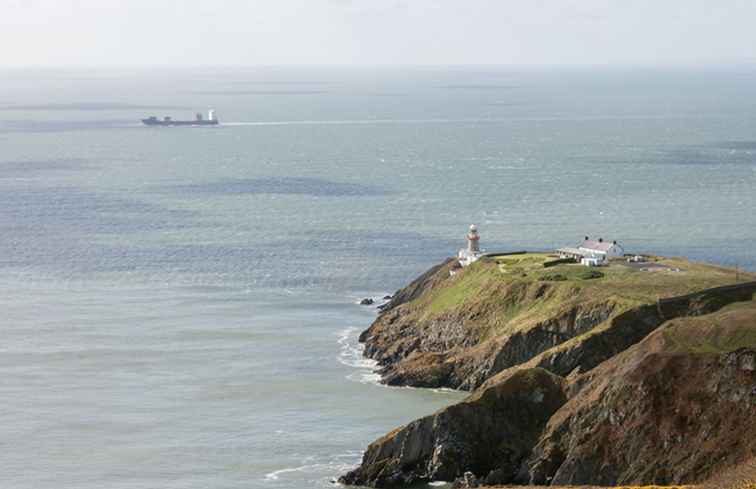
341;255;756;488
524;303;756;485
339;368;567;488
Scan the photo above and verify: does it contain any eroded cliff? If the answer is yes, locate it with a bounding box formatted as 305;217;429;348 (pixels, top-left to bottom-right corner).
362;254;750;391
340;368;566;487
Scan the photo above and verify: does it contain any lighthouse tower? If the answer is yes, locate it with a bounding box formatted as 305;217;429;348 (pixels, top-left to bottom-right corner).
458;224;483;267
467;224;480;253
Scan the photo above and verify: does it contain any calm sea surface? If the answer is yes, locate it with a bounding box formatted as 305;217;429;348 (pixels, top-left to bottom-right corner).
1;67;755;488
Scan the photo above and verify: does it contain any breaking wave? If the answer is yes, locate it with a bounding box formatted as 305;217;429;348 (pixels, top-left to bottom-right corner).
336;327;381;385
263;451;362;485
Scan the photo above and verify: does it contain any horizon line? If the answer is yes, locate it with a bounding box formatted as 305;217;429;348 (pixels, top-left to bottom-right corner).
4;61;756;71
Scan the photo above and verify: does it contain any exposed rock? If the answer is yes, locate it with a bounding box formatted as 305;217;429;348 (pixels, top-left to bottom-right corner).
478;303;666;393
699;456;756;489
521;303;756;485
338;368;567;488
450;471;480;488
360;298;374;305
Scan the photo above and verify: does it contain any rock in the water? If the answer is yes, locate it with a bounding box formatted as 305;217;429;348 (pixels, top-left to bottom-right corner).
383;295;392;300
360;298;374;305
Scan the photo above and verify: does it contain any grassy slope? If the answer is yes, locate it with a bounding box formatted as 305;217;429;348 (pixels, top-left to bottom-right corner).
404;254;752;343
662;299;756;353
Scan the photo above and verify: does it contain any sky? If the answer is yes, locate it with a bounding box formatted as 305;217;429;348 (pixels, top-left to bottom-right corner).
2;0;756;67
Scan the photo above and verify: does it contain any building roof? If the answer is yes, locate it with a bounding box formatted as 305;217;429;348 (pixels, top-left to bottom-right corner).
580;240;618;252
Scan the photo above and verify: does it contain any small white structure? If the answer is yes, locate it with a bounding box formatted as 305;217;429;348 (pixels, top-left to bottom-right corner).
581;255;606;267
458;224;484;267
208;109;216;121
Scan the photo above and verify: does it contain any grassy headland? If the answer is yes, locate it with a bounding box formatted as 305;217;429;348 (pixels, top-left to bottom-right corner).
343;253;756;488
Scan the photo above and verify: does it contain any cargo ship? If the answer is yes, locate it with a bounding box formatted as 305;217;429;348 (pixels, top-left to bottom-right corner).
142;109;218;126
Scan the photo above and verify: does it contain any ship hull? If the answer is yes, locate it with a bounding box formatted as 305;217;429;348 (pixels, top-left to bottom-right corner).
142;119;219;126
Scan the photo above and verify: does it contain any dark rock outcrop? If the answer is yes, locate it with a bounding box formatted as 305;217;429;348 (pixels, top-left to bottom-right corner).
339;368;567;488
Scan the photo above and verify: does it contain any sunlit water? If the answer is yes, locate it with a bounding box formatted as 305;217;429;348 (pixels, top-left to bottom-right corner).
1;66;755;488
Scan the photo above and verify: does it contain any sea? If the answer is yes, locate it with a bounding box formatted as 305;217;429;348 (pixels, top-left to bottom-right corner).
1;66;755;489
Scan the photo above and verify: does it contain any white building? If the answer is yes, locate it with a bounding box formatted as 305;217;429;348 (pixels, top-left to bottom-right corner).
557;236;625;266
458;224;483;267
579;237;624;258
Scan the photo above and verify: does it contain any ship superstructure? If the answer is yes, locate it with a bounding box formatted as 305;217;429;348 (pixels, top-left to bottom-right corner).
142;109;218;126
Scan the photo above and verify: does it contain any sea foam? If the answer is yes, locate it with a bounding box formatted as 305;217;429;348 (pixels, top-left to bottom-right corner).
336;327;381;385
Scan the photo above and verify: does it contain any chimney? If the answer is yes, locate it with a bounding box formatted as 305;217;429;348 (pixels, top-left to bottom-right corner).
599;238;603;243
584;236;589;241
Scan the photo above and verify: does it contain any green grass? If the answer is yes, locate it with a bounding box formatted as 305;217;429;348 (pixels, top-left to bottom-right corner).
420;260;501;316
529;258;747;303
495;253;553;275
400;254;754;343
540;273;568;282
493;253;553;265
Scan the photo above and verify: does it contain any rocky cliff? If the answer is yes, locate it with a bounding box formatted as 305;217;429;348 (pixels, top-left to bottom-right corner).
340;255;756;487
339;368;566;488
523;301;756;486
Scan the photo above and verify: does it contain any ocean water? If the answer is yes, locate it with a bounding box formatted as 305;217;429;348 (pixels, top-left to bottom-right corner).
0;66;755;488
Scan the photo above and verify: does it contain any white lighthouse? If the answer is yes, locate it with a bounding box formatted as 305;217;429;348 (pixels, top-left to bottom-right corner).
458;224;483;267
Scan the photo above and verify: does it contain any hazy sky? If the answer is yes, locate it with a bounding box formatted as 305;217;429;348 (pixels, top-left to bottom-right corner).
2;0;756;67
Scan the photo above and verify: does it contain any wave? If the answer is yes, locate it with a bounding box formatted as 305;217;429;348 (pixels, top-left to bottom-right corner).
346;370;383;385
335;326;466;392
263;451;362;484
336;327;377;369
336;326;383;386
